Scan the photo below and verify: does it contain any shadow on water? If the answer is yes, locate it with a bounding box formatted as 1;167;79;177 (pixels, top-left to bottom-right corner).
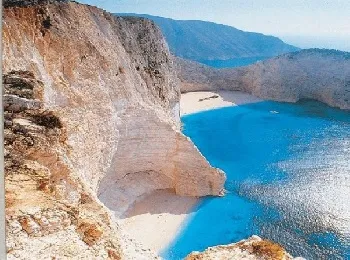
161;100;350;260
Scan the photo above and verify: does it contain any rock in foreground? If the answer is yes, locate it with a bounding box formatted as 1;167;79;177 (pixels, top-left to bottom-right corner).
186;236;304;260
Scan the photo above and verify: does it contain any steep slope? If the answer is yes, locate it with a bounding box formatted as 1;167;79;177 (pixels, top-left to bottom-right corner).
4;71;129;259
177;49;350;110
117;13;299;62
3;1;225;258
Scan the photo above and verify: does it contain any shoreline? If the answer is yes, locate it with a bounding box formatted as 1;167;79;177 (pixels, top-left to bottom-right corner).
118;189;199;254
119;91;264;255
180;90;263;116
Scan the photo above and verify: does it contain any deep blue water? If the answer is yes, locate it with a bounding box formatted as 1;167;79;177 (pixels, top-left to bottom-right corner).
161;100;350;260
198;56;271;68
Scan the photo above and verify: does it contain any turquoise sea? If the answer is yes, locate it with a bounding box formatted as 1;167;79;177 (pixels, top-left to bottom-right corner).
161;100;350;260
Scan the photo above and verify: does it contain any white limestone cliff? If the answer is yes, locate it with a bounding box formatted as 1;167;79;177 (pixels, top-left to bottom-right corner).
3;1;225;258
177;50;350;110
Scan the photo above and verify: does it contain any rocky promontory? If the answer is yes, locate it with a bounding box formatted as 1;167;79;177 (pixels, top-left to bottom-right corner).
3;1;225;258
177;49;350;110
186;236;304;260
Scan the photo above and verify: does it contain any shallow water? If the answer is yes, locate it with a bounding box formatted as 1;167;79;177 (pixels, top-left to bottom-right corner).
161;100;350;260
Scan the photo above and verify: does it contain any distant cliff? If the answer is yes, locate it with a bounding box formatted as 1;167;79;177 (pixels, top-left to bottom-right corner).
177;49;350;110
117;13;299;62
3;1;225;258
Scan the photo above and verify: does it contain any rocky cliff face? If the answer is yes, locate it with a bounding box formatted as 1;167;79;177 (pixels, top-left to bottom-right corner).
4;71;129;259
177;49;350;110
3;0;66;7
3;1;225;258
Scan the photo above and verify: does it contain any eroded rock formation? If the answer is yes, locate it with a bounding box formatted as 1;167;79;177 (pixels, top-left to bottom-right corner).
186;236;304;260
177;49;350;110
3;1;225;258
4;71;130;259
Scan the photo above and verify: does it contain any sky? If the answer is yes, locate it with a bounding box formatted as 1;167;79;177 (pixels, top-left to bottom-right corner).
78;0;350;51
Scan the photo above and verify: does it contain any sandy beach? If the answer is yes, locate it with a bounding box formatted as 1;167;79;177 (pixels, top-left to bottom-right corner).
119;91;263;254
180;90;263;116
119;189;199;254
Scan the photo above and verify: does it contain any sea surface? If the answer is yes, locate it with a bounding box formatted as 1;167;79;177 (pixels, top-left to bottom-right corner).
161;100;350;260
198;56;270;68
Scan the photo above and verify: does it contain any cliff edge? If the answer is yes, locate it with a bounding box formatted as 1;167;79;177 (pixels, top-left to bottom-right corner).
3;1;225;258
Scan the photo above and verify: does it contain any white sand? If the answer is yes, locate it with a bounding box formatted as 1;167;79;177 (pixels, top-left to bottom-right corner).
180;90;263;116
119;189;199;254
119;91;263;254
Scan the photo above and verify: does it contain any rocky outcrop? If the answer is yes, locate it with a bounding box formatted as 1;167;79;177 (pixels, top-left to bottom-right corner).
3;0;67;7
186;236;304;260
4;71;131;259
3;1;225;258
177;49;350;110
